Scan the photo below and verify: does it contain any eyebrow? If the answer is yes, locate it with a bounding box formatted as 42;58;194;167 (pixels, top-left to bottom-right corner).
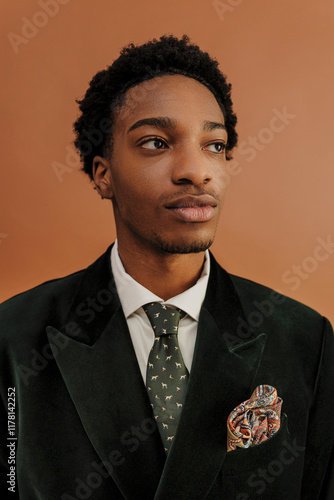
203;120;227;132
127;116;226;134
127;117;176;134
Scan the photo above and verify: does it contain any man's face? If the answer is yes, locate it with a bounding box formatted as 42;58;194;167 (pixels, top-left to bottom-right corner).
94;74;230;255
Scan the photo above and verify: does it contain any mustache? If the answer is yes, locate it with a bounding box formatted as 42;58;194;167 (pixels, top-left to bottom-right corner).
159;188;221;206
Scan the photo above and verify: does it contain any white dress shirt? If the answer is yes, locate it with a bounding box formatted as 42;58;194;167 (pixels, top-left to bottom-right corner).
111;240;210;383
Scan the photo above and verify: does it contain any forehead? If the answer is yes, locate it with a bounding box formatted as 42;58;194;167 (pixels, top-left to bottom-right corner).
114;74;225;133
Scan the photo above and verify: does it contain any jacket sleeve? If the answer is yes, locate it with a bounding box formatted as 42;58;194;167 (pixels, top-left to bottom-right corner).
301;317;334;499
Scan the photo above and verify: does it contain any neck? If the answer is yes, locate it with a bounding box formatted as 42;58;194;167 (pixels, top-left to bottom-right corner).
117;241;206;301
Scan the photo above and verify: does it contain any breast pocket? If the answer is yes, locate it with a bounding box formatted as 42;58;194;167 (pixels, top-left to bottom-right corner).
221;412;291;478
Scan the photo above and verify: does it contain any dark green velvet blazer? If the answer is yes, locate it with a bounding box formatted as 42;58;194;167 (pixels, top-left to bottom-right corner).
0;246;333;499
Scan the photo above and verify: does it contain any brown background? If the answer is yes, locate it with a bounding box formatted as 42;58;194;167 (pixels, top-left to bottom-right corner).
1;0;333;326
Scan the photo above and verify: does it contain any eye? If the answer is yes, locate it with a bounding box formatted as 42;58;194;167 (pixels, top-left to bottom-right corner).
140;138;168;150
204;142;226;154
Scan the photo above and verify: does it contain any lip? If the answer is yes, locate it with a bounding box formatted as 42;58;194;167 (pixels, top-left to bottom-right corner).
165;195;217;222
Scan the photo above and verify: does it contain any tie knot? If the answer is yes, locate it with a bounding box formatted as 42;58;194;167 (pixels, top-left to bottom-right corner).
143;302;186;337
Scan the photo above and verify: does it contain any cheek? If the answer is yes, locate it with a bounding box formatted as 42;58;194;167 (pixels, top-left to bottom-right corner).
115;166;164;200
111;171;158;215
218;165;231;190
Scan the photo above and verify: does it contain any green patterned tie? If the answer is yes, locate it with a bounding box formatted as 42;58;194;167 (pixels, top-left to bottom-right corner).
144;302;188;454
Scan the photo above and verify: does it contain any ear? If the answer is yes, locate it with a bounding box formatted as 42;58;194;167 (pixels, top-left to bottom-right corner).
92;156;114;199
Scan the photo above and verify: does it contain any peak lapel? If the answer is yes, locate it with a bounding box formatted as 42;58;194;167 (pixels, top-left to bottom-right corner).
47;246;165;499
154;254;267;499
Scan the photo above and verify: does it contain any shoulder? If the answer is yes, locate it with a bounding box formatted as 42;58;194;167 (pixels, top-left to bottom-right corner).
228;272;332;347
0;269;85;339
0;247;114;380
209;252;325;326
230;272;321;317
0;246;112;327
0;269;87;382
0;246;113;347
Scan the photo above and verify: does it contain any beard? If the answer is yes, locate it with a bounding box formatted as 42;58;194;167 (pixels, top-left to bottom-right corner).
151;233;215;254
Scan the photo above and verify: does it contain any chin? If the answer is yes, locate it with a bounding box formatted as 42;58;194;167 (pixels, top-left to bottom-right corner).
153;236;214;255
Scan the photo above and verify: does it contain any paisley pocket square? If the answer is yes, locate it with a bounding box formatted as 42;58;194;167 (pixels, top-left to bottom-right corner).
227;384;283;452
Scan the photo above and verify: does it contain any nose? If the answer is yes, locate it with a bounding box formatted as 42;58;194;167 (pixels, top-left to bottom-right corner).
171;145;212;186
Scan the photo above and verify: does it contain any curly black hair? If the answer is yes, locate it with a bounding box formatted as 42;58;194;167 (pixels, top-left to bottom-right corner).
73;34;238;179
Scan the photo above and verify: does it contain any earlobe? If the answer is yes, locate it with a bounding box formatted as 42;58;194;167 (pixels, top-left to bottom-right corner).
92;156;114;199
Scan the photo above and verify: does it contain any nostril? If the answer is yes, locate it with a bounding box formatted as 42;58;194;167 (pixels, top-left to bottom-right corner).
174;178;193;185
172;166;212;186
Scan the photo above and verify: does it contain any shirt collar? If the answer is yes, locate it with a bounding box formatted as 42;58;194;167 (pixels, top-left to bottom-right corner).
111;240;210;321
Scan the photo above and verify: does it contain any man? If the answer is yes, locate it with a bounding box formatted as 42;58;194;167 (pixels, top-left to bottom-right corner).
0;35;333;499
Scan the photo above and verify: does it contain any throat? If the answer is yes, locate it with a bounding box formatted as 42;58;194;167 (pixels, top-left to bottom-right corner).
117;246;206;300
